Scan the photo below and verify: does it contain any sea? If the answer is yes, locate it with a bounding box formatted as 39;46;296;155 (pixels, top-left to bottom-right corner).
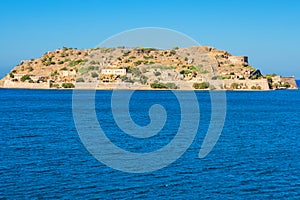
0;81;299;199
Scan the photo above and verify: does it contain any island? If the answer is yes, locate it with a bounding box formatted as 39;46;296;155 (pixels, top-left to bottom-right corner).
0;46;297;90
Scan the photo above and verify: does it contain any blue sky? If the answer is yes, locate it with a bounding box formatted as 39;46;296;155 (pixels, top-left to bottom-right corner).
1;0;300;78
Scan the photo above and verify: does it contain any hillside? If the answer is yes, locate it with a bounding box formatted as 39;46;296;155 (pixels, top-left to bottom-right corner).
0;46;297;90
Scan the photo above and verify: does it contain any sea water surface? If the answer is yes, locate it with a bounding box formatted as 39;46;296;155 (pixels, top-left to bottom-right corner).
0;86;299;199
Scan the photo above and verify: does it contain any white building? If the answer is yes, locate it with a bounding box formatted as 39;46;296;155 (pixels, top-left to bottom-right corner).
101;69;126;76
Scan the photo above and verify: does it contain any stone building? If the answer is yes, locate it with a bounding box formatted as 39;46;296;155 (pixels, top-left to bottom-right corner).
228;56;248;64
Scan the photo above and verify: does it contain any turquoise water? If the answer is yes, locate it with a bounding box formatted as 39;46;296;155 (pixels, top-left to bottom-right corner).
0;89;300;199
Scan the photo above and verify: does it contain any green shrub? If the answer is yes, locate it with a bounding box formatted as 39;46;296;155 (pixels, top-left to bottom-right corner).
78;68;88;74
60;67;68;71
76;78;85;82
20;75;31;82
125;66;133;73
123;52;130;57
121;76;134;83
62;83;75;88
180;70;191;75
51;71;59;76
140;75;148;84
60;53;68;57
9;73;14;78
89;60;99;65
68;59;83;66
132;68;141;76
134;60;143;66
222;75;231;79
52;83;59;88
169;50;176;56
150;82;177;89
193;82;210;89
188;65;197;70
164;82;178;89
143;55;154;60
251;86;257;90
154;71;161;76
58;61;64;65
42;55;55;65
28;66;34;71
230;83;239;89
88;66;99;71
91;72;98;78
150;82;168;89
121;75;127;81
283;82;291;88
187;65;208;74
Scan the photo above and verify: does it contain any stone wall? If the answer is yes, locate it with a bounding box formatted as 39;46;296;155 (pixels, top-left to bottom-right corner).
228;56;248;64
280;77;297;89
3;80;50;89
220;79;270;90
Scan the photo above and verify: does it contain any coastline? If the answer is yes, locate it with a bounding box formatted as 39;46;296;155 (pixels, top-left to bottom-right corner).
0;86;298;91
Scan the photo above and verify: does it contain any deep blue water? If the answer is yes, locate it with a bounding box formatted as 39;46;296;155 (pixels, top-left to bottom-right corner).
0;88;300;199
